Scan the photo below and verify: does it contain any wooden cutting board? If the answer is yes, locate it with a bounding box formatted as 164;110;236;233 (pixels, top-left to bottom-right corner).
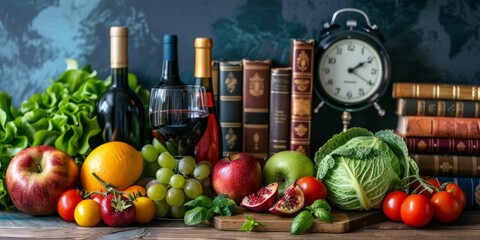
214;207;386;233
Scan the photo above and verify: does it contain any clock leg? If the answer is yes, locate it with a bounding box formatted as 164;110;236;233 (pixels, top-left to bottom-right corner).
341;111;352;132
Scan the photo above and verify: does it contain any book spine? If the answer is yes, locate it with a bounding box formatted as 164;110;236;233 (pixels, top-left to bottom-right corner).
219;61;243;157
432;177;480;210
242;59;271;161
392;82;480;101
404;137;480;155
212;61;220;111
269;67;292;156
396;98;480;118
290;39;315;157
396;116;480;138
411;154;480;178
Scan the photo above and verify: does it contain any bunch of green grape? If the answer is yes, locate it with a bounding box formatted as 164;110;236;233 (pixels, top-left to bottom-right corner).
140;139;212;218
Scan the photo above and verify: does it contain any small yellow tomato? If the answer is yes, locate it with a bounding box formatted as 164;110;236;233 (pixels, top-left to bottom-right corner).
133;197;156;223
74;199;101;227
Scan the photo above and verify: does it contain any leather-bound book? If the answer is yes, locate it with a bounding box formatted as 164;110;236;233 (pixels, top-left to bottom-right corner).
212;61;220;110
219;61;243;157
392;82;480;101
269;67;292;156
404;137;480;155
396;98;480;118
242;59;271;161
411;154;480;178
290;39;315;157
396;116;480;138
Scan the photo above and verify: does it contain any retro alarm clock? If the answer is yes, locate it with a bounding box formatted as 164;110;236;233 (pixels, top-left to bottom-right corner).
313;8;391;131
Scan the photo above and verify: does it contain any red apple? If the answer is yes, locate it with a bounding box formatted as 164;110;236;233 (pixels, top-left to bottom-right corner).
212;153;262;204
6;146;79;215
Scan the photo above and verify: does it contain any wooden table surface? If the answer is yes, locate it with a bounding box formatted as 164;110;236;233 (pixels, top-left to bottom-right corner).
0;210;479;239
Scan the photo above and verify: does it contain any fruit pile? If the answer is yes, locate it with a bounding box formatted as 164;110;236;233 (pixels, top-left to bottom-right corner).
3;133;467;233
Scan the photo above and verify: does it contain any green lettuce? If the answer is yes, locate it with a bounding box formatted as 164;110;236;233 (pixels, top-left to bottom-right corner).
0;59;150;209
314;127;419;211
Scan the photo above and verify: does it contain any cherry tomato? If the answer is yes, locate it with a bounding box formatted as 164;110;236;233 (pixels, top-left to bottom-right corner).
57;189;83;222
410;177;441;198
445;183;466;210
133;196;156;223
382;190;408;222
90;193;105;205
296;176;328;207
400;194;434;228
74;199;102;227
431;190;463;223
123;185;147;198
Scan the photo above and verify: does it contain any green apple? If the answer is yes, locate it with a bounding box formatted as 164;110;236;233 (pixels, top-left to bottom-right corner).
263;150;314;195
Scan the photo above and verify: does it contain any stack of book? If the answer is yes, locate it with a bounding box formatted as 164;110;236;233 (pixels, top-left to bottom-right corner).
215;39;315;161
393;82;480;209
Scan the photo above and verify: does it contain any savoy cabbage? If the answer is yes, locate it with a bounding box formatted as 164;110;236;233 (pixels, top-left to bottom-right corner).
314;128;418;211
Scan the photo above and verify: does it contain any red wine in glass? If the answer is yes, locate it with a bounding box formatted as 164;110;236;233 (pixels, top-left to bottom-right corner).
149;85;208;157
151;109;208;157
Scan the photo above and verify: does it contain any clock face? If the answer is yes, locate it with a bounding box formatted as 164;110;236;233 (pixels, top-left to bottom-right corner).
318;38;383;104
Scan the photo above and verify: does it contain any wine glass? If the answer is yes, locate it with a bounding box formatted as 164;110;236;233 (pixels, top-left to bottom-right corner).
149;85;209;158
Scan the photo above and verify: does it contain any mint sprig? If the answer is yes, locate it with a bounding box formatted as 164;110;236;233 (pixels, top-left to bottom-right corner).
240;214;261;232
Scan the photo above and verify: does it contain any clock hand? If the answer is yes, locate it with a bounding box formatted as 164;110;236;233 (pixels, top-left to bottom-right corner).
351;71;374;86
347;61;366;73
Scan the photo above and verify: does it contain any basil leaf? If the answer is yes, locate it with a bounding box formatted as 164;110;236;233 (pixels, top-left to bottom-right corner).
291;210;314;235
308;199;332;212
184;195;213;208
183;206;208;225
312;208;333;223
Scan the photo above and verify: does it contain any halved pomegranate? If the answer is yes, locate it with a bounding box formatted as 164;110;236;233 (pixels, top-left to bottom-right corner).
240;182;278;212
268;183;304;216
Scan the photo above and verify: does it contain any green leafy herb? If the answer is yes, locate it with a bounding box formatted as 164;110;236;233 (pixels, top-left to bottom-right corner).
183;195;213;208
291;210;314;235
240;214;261;232
290;199;333;235
184;206;209;226
212;194;237;216
183;194;238;226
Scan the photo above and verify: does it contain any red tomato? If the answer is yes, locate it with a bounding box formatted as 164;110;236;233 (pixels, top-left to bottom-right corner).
296;176;328;207
410;177;441;198
57;189;83;222
400;194;434;228
431;190;463;223
445;183;466;210
90;193;105;205
382;190;408;222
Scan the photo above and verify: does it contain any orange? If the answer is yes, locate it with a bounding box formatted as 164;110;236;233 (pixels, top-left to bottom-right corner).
123;185;147;198
80;141;143;192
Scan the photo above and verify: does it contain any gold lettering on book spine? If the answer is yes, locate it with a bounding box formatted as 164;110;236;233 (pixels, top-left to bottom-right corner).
225;72;237;93
292;98;311;116
294;124;308;137
253;132;260;150
249;72;264;97
296;50;310;72
295;78;310;92
225;128;237;150
295;145;306;155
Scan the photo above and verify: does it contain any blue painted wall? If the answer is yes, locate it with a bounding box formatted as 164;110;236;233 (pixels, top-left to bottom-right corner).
1;0;479;151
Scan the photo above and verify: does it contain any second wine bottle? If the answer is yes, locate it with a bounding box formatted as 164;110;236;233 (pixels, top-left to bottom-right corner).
194;38;222;166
